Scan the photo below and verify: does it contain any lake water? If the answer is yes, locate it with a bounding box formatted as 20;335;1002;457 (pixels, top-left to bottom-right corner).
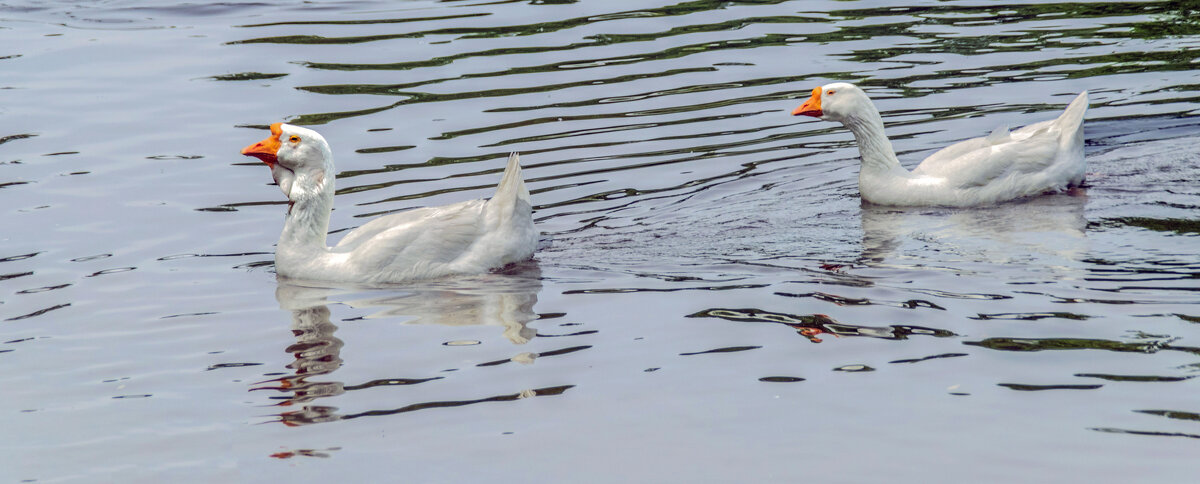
2;0;1198;482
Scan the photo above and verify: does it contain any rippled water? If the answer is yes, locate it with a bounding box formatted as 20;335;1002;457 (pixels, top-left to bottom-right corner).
2;0;1198;481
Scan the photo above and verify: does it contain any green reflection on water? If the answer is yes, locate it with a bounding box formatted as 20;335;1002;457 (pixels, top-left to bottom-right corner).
966;337;1200;357
251;0;1198;128
1105;217;1200;234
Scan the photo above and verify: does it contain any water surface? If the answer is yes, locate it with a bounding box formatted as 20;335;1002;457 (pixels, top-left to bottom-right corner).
1;0;1198;482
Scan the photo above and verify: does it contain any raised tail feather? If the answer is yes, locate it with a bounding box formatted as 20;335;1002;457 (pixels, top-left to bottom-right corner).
1056;91;1088;146
1060;91;1089;123
1056;91;1089;187
493;152;531;205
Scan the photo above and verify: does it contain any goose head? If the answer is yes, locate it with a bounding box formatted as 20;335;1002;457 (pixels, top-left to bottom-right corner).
791;82;871;122
241;123;334;200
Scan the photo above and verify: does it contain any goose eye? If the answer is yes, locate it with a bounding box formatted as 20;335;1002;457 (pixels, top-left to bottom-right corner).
288;135;301;143
827;90;835;95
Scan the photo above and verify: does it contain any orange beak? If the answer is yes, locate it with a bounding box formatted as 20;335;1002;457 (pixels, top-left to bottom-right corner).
241;123;283;167
792;87;823;117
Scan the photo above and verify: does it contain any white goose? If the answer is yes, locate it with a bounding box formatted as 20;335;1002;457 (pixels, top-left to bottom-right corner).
793;83;1088;206
241;123;536;284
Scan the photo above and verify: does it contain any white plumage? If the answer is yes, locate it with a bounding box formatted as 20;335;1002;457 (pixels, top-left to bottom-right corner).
241;123;536;283
793;83;1088;206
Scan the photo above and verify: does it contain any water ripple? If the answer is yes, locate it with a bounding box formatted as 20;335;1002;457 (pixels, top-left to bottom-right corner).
3;0;1199;479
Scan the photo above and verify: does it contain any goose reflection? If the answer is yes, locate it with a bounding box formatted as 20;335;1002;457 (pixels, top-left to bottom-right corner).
337;262;542;344
859;192;1089;266
254;262;544;426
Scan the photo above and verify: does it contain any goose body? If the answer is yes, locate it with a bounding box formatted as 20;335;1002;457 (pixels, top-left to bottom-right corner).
241;123;536;283
793;83;1088;206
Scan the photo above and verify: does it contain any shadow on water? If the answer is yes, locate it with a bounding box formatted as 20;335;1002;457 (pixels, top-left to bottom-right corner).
255;262;574;426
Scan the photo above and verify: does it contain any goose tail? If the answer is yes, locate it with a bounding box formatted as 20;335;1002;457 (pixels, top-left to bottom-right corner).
493;152;531;206
1055;91;1089;187
1056;91;1088;144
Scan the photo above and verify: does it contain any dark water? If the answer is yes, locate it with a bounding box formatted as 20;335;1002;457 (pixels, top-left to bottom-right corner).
1;0;1198;482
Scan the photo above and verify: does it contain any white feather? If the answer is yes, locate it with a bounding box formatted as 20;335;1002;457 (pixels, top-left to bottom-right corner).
803;83;1088;206
250;125;536;284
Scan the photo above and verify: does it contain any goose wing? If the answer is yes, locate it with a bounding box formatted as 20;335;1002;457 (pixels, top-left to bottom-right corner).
332;199;487;267
913;91;1088;190
913;122;1060;189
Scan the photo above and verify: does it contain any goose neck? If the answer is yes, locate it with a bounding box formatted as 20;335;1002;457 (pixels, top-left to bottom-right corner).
279;170;334;251
841;109;904;174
